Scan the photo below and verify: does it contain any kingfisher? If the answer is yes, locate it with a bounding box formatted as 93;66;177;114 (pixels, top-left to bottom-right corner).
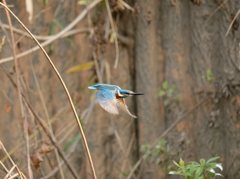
88;84;144;118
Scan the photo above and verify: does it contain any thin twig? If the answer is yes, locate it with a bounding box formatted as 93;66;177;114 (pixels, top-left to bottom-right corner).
8;173;20;179
110;118;135;177
1;65;79;179
4;165;16;179
14;165;27;179
0;20;11;45
31;60;65;179
0;35;6;51
40;140;79;179
0;0;102;65
0;3;98;178
105;0;120;69
23;111;33;179
119;0;135;11
93;51;103;83
1;24;90;41
118;135;135;179
0;142;26;179
226;9;240;36
205;0;229;23
0;142;15;168
0;161;9;174
0;106;67;163
126;97;210;179
2;1;33;178
24;120;79;179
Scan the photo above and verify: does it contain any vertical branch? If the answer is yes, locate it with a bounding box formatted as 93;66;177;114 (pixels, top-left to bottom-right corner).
1;1;33;179
105;0;119;68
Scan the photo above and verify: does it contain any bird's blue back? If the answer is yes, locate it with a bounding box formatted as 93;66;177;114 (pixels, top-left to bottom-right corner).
97;87;116;101
88;84;121;91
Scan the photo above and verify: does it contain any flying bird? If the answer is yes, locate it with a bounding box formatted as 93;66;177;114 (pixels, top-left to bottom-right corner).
88;84;144;118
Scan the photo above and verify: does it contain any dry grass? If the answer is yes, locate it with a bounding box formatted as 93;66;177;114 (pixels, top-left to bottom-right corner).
0;1;103;179
0;141;27;179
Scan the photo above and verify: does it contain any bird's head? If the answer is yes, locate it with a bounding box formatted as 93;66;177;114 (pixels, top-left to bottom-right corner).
118;89;144;98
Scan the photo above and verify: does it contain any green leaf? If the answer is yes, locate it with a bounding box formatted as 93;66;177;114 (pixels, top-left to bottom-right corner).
158;90;165;97
52;19;64;30
194;167;202;179
43;0;48;6
168;87;175;94
140;144;150;151
78;0;93;5
53;19;74;46
189;164;196;176
64;134;81;152
143;151;151;160
110;32;116;43
170;157;223;179
206;156;219;163
162;81;169;90
173;160;180;167
179;158;185;167
206;69;212;83
200;159;205;165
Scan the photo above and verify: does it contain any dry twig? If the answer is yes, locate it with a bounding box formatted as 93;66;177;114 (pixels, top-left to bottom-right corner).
0;141;26;179
0;66;79;179
2;0;33;178
1;24;90;41
30;61;65;179
226;9;240;36
105;0;120;69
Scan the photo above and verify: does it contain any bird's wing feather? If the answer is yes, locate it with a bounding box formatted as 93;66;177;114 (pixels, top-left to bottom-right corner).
116;98;137;118
96;89;119;115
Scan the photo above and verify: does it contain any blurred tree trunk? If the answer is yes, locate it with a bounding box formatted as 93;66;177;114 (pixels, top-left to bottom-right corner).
134;0;240;179
135;0;164;178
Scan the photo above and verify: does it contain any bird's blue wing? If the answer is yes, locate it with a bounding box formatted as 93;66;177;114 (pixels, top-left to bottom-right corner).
96;88;119;115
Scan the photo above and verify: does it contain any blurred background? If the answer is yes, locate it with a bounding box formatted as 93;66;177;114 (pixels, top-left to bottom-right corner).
0;0;240;178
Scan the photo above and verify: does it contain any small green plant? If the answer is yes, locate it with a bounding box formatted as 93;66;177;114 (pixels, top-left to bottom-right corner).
141;138;176;171
169;157;223;179
206;69;213;83
158;81;179;106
